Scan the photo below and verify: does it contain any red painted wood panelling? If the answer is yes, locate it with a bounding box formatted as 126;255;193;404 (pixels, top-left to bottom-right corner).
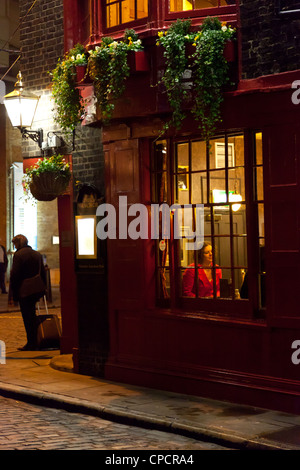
264;124;300;324
105;139;145;313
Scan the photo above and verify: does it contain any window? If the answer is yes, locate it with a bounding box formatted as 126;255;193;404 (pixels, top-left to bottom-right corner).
105;0;148;28
253;132;266;309
169;0;235;12
152;132;265;315
278;0;300;12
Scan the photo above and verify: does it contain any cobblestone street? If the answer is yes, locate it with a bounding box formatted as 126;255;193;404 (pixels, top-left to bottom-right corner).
0;309;232;451
0;311;28;352
0;396;230;450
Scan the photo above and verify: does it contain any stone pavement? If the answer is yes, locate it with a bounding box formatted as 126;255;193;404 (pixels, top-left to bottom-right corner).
1;294;300;450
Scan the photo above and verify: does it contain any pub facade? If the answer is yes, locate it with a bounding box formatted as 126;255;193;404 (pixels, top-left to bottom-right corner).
58;0;300;413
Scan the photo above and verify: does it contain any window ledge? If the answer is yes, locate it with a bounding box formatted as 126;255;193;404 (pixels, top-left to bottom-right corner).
148;307;267;328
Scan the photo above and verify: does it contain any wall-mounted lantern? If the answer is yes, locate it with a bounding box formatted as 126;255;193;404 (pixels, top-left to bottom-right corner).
3;71;43;148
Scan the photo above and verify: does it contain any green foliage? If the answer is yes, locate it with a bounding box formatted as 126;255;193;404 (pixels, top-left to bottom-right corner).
157;17;235;139
23;155;71;198
191;17;235;141
50;48;87;133
50;32;143;129
24;154;71;180
87;31;143;123
156;19;195;132
124;28;140;46
68;43;88;65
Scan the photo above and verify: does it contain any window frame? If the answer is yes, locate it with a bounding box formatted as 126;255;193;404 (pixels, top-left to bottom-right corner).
275;0;300;15
151;130;265;320
101;0;150;33
165;1;237;21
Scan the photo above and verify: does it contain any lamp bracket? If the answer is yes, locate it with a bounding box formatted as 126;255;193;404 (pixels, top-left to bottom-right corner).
20;128;43;149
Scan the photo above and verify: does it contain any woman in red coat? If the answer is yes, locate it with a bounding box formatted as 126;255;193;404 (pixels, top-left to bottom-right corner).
182;241;222;298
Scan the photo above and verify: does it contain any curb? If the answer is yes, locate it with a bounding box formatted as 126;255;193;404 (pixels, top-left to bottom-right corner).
0;380;297;451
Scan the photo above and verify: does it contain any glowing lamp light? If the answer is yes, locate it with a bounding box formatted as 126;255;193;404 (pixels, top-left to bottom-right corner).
212;189;242;212
3;71;43;148
230;193;242;212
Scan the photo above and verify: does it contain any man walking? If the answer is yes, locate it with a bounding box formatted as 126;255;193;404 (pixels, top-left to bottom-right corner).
10;234;46;351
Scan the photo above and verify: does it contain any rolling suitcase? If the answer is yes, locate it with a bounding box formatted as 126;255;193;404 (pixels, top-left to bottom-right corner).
36;296;61;349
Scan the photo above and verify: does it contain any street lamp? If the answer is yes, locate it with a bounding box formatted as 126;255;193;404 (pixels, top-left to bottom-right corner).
3;71;43;148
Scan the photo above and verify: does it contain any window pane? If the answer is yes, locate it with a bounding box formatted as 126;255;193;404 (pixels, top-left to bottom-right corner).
192;172;206;204
216;236;230;268
106;2;119;27
170;1;234;11
158;266;170;299
137;0;148;18
256;166;264;201
179;236;194;268
228;134;244;167
210;169;226;205
203;208;211;235
106;0;147;27
219;268;232;298
232;204;247;234
191;140;206;171
213;209;230;236
228;167;245;205
122;0;133;23
210;137;225;169
258;203;265;239
182;266;196;297
176;142;189;168
255;132;263;165
233;236;247;267
170;0;192;12
176;143;189;203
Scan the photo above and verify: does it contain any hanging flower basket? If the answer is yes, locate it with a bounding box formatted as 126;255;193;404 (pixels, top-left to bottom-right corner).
23;155;71;202
29;172;70;201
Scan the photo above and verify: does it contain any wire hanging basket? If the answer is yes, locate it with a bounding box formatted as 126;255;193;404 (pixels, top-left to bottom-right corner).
29;171;71;201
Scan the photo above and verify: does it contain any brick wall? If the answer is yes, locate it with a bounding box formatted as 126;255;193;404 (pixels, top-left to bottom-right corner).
19;0;64;156
19;0;64;268
19;0;109;376
72;125;104;193
240;0;300;79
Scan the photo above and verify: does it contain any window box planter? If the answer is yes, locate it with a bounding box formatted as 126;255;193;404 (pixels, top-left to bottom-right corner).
127;50;149;72
186;40;236;63
76;65;91;84
223;40;236;63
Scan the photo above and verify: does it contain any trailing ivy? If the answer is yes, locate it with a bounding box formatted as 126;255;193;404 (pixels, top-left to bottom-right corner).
88;30;143;123
156;19;195;133
157;17;235;140
50;45;87;134
191;18;235;141
50;30;143;131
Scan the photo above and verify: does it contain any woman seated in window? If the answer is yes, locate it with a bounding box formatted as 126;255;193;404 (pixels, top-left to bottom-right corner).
182;241;222;298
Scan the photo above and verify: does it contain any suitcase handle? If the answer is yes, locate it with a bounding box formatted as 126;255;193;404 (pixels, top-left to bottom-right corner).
37;295;48;315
